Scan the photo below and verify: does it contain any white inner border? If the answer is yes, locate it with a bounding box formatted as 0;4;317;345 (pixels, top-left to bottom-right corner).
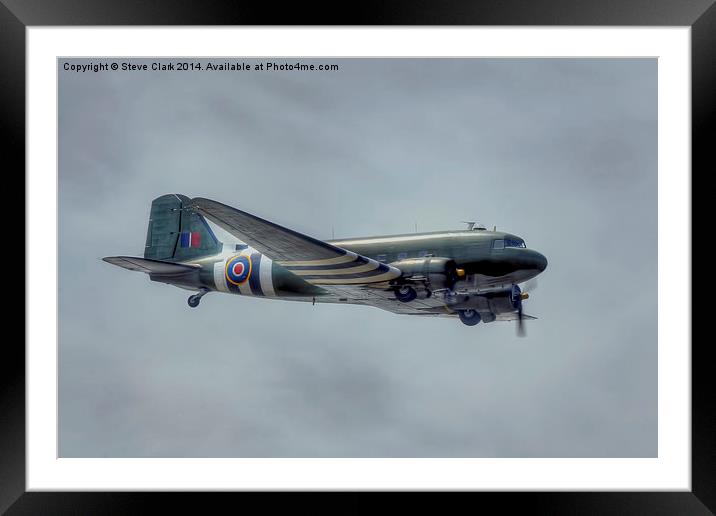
27;27;691;490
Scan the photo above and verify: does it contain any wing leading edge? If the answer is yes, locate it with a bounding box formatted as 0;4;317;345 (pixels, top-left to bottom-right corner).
191;197;401;286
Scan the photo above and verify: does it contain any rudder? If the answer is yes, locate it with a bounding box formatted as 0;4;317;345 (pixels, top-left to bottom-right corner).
144;194;222;261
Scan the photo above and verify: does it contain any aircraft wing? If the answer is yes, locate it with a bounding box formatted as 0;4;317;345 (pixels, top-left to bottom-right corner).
191;197;401;286
318;284;453;315
495;312;537;321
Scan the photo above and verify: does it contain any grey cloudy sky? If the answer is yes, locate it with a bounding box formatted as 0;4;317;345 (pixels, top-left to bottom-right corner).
58;58;657;458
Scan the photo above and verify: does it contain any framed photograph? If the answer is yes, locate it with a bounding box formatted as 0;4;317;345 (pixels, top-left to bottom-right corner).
6;0;709;512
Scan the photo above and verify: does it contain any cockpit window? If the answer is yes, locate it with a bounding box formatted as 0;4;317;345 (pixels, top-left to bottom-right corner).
505;238;526;248
493;238;526;249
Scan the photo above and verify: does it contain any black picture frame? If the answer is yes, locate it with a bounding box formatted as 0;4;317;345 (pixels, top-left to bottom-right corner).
4;1;710;513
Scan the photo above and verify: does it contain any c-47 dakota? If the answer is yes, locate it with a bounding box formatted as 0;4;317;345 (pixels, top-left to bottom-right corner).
104;195;548;334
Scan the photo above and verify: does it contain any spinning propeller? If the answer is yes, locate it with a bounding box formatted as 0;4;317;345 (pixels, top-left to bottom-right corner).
512;279;538;337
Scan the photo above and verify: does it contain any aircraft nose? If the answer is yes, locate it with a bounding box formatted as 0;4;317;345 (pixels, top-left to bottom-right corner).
533;251;548;272
523;250;547;272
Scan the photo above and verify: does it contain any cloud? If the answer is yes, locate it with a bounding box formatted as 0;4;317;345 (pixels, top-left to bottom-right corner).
58;58;657;457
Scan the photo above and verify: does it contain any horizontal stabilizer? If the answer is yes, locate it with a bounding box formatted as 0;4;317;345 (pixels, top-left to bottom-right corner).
102;256;200;275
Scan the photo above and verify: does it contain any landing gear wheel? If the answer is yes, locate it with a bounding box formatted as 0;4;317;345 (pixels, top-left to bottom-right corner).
458;309;482;326
394;285;417;303
188;288;209;308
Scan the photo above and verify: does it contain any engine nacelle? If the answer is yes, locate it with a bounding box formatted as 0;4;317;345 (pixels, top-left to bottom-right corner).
391;257;458;291
486;290;520;315
451;289;521;322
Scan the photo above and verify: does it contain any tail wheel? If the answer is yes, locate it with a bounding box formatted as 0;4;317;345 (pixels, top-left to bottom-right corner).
394;285;417;303
458;309;482;326
188;288;209;308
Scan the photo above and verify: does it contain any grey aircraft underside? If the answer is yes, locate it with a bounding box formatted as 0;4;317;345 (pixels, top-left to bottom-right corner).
104;194;548;334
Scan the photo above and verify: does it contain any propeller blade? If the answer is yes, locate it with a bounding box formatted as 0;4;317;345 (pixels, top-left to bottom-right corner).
522;278;539;294
516;308;526;337
512;283;528;336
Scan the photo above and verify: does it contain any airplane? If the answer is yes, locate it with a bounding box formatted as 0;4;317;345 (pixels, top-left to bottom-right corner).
103;194;548;334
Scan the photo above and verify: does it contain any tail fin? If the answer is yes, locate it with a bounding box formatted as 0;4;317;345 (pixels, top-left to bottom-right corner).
144;194;222;261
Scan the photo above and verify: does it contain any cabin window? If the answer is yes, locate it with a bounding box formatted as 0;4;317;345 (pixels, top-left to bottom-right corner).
376;254;387;262
492;239;504;250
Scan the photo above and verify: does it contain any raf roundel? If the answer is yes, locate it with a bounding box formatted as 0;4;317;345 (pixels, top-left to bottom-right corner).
225;254;252;285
